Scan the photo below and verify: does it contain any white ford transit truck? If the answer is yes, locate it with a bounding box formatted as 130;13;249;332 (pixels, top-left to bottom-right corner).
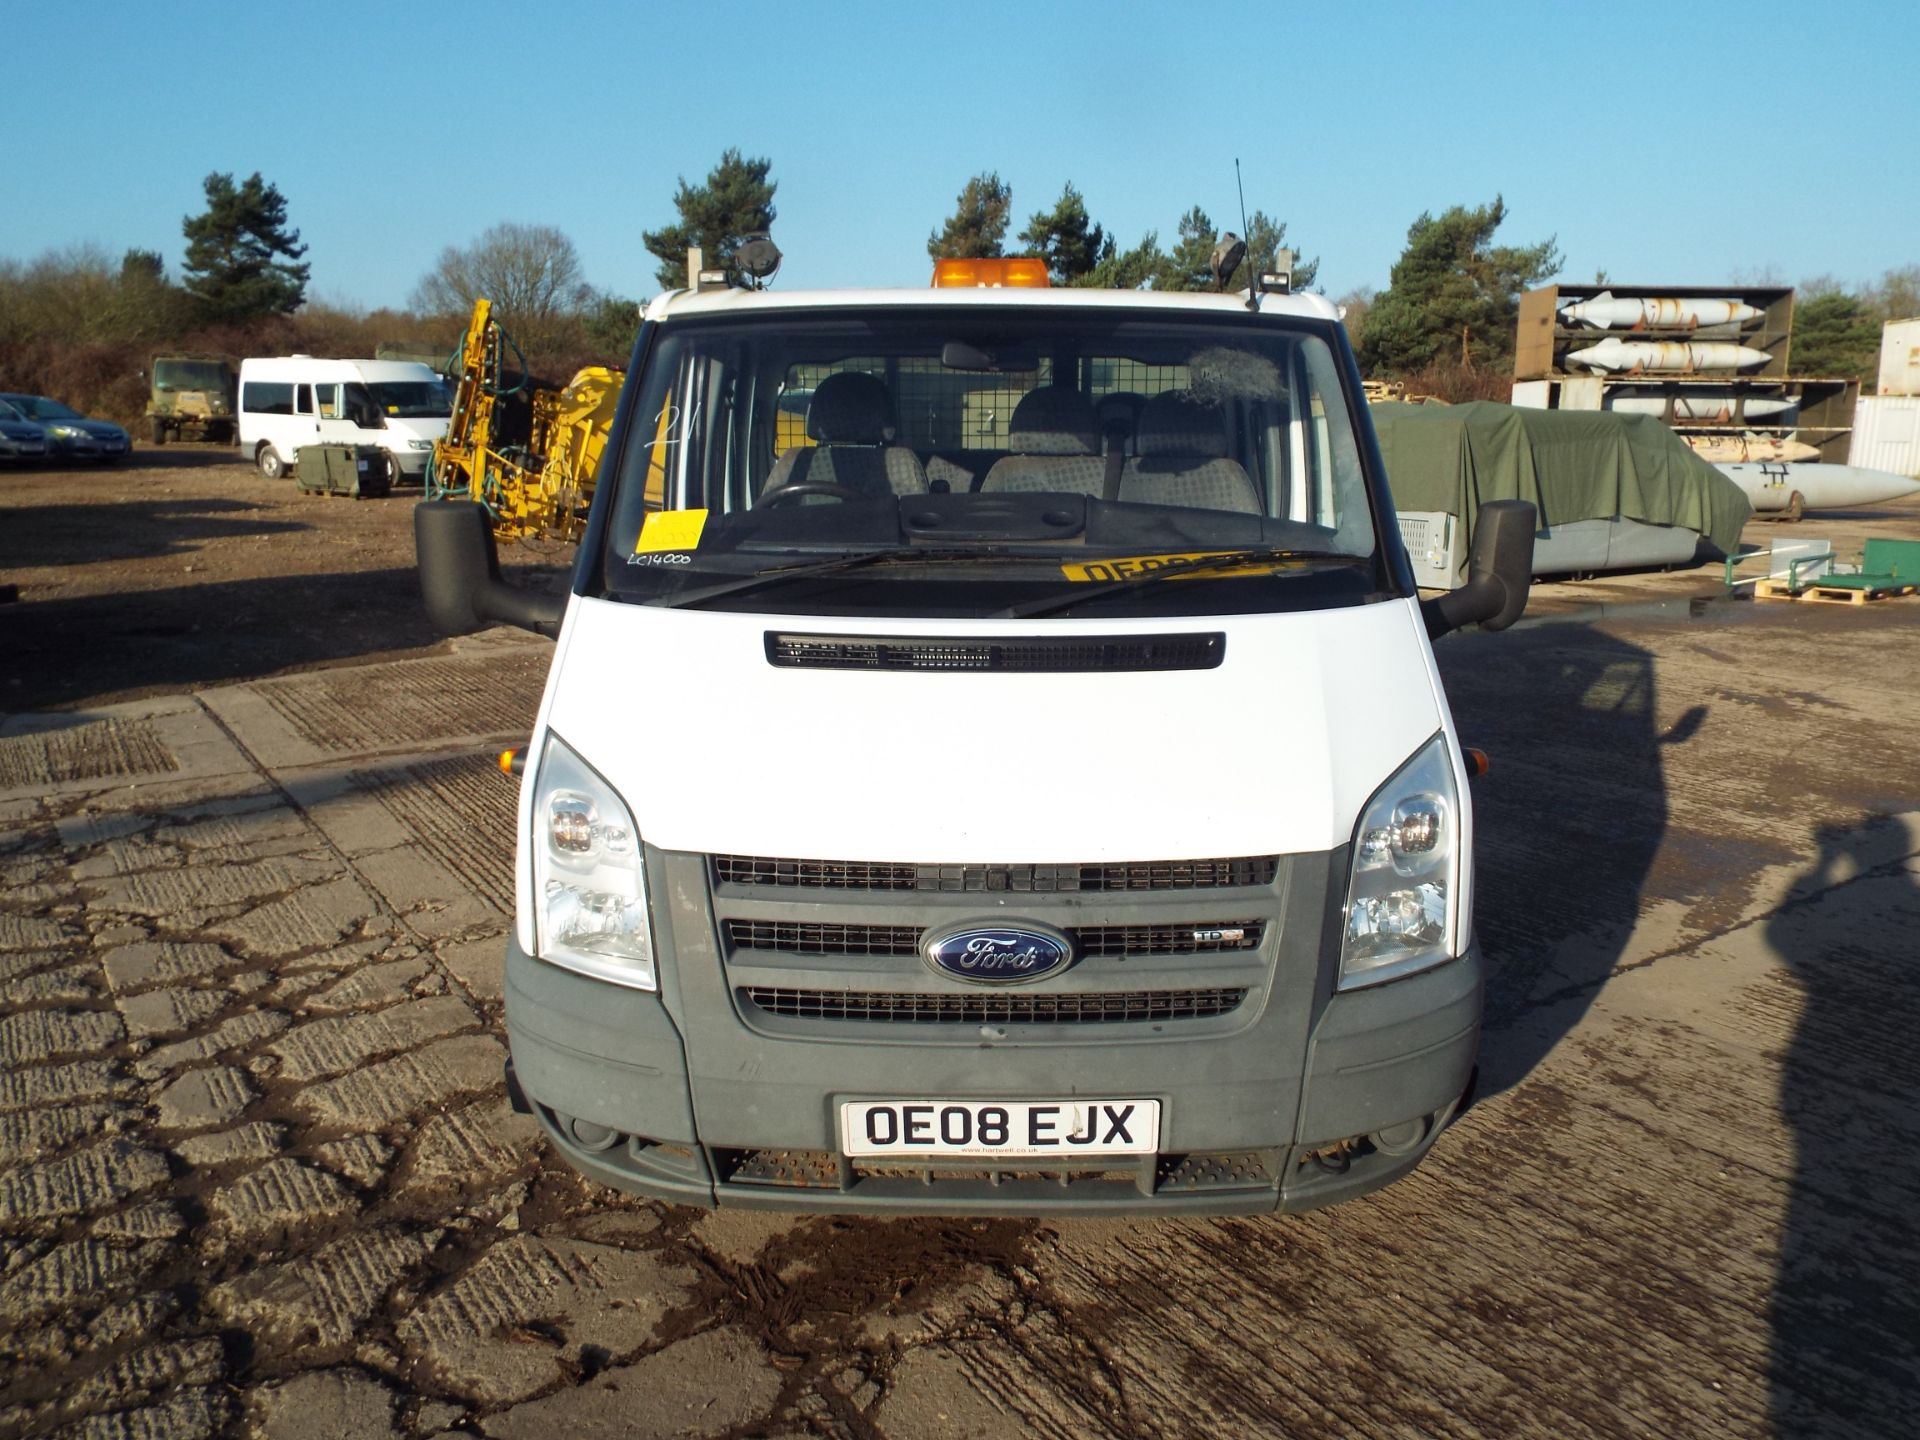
415;257;1533;1216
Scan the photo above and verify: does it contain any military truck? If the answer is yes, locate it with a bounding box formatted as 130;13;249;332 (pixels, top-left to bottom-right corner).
144;356;237;444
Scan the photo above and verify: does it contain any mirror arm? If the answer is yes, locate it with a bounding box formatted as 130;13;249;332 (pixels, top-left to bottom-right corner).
1419;499;1535;640
415;501;565;638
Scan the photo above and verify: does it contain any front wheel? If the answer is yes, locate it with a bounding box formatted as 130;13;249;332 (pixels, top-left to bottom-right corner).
149;417;167;445
257;444;287;480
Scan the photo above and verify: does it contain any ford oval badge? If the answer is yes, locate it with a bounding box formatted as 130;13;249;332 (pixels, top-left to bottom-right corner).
924;922;1073;985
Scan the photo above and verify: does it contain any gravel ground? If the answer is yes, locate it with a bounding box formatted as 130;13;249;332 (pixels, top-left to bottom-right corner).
1;455;1917;1437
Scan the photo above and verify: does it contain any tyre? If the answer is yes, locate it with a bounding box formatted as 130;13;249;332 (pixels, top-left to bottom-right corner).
257;444;287;480
149;417;167;445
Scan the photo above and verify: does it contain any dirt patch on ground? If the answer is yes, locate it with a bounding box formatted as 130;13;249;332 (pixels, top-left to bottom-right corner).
0;448;568;712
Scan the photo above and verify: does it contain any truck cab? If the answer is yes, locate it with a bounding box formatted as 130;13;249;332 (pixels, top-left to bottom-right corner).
416;265;1532;1215
145;355;236;445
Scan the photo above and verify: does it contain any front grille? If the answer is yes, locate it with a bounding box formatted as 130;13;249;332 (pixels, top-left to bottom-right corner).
714;1145;1280;1196
724;920;920;957
740;986;1247;1024
1075;922;1262;955
713;855;1280;893
724;919;1262;957
766;631;1224;673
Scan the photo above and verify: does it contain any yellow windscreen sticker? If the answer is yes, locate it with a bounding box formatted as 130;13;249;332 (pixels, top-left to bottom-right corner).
1060;552;1283;582
636;508;709;553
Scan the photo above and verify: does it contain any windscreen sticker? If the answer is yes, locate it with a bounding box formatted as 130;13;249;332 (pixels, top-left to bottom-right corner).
635;508;709;557
1061;553;1286;582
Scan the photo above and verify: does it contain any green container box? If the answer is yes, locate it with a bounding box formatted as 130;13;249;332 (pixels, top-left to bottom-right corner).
293;444;391;498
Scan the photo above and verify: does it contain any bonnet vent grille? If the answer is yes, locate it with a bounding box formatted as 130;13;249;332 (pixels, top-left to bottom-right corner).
766;631;1224;673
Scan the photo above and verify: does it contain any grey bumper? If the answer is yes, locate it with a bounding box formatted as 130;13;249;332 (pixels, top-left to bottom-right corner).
505;926;1481;1217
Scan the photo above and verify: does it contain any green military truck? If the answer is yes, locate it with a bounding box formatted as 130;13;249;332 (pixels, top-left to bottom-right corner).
144;356;237;445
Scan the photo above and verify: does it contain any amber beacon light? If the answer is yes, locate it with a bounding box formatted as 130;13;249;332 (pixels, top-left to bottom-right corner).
931;257;1051;288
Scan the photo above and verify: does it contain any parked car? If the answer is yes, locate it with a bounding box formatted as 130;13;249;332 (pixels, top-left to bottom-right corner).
0;393;131;463
0;398;50;465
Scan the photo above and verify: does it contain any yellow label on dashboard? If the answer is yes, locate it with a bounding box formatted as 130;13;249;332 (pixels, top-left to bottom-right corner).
1060;552;1280;582
636;508;708;553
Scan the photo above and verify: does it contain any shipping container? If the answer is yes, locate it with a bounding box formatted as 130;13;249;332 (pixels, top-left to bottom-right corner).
1877;318;1920;397
1850;395;1920;478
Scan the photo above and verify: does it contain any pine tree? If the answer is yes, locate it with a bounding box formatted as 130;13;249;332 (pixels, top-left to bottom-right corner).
1154;208;1219;292
180;172;310;321
1791;289;1880;384
1358;197;1560;376
1018;184;1108;284
928;174;1012;261
642;150;778;291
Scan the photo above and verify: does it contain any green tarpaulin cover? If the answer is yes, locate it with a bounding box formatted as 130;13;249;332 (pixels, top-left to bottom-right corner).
1371;401;1752;575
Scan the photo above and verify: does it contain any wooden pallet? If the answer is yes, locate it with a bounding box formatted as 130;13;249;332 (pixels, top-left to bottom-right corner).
1754;579;1803;602
1798;581;1917;606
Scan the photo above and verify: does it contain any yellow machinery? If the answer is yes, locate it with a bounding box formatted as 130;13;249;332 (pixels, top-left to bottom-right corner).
430;298;624;545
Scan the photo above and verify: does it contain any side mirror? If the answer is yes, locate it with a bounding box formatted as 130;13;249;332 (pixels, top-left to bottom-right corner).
1420;499;1535;639
415;500;565;637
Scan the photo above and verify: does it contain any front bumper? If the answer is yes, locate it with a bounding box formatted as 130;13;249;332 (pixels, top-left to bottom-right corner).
505;923;1481;1216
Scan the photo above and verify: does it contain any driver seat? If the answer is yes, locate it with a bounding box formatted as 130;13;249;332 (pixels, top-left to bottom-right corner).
763;371;927;500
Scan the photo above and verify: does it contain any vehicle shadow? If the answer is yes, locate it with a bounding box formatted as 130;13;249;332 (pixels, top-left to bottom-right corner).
1767;814;1920;1438
4;446;252;474
1433;620;1692;1098
0;566;564;711
0;496;308;568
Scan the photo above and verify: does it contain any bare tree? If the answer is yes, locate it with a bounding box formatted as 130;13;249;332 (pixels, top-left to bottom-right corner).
412;223;586;348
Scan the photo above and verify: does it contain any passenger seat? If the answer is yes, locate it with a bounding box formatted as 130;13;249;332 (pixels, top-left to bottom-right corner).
980;386;1107;497
1120;391;1261;513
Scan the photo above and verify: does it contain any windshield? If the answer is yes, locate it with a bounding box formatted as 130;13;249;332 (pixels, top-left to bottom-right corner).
153;360;231;392
596;305;1388;619
3;395;81;421
369;380;452;418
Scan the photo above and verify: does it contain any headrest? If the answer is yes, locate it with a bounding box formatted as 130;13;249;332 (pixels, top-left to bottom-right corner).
1007;385;1100;456
1137;390;1228;459
808;371;894;445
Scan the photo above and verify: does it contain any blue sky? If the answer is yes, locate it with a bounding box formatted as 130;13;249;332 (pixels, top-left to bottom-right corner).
4;2;1915;310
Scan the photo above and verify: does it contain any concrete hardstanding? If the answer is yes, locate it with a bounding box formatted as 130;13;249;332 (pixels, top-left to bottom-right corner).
1;532;1918;1435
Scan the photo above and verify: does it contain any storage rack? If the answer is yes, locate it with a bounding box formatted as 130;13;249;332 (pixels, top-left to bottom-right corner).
1511;283;1857;463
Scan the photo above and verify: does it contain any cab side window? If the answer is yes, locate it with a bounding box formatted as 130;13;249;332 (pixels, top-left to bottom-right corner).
315;383;342;420
344;384;382;427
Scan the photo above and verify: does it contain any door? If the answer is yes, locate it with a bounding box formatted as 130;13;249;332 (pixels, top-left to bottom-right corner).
314;382;360;448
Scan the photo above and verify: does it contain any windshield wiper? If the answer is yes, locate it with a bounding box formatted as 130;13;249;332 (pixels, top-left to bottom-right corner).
651;547;1062;609
996;547;1366;619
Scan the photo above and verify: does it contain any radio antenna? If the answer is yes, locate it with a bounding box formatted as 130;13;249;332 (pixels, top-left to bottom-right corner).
1235;158;1259;312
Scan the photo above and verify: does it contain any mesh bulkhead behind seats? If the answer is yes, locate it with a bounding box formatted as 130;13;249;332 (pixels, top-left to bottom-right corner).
1120;390;1261;513
979;385;1108;496
763;370;927;499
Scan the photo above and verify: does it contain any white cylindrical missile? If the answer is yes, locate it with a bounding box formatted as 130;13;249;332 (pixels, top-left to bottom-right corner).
1605;391;1797;421
1685;434;1820;465
1558;291;1762;330
1567;338;1772;373
1716;462;1920;512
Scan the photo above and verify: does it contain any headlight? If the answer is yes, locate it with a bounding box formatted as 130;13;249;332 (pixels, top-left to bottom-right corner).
1339;733;1460;990
531;733;656;991
408;439;434;450
51;424;84;438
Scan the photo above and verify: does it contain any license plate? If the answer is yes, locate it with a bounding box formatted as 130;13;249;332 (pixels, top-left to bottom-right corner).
840;1099;1160;1159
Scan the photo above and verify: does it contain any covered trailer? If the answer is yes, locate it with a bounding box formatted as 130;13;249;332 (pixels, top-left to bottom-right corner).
1372;401;1751;586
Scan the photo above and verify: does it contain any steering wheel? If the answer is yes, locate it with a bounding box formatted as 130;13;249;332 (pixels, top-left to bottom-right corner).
755;481;869;508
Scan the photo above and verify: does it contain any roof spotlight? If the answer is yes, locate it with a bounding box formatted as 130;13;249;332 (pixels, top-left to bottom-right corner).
737;234;781;287
1210;233;1247;291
